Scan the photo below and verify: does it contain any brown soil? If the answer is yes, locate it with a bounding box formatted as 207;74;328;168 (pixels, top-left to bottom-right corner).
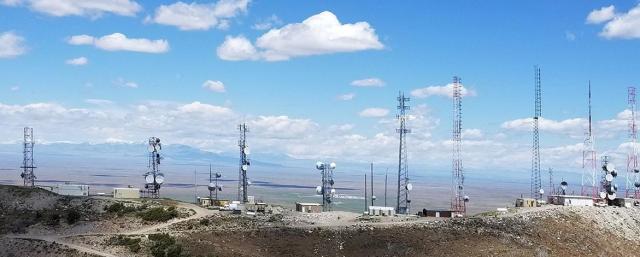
0;238;100;257
179;211;640;257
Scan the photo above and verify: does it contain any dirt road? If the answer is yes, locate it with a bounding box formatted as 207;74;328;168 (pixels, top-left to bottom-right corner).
5;202;215;257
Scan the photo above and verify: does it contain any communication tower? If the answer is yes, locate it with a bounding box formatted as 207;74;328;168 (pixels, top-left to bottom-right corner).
531;66;543;199
20;127;36;187
451;76;468;216
396;92;412;214
315;161;336;211
237;123;251;203
143;137;164;198
582;82;598;198
208;164;222;201
626;87;639;198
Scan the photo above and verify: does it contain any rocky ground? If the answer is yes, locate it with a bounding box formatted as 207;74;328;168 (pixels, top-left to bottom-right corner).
3;184;640;257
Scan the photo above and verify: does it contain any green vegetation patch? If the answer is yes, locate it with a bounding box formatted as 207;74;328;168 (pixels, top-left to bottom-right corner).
138;206;178;222
149;233;187;257
107;235;142;253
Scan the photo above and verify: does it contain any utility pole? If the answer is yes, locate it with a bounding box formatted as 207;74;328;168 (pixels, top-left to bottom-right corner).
370;163;374;206
364;173;368;213
385;169;388;207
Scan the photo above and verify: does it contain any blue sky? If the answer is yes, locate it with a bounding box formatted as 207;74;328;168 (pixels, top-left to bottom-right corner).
1;0;640;178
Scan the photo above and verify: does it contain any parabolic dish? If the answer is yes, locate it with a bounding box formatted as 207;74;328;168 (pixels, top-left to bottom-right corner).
330;188;336;195
599;191;607;199
145;174;154;184
606;163;616;172
605;174;614;182
463;195;470;202
215;173;221;178
208;183;216;190
635;182;640;188
329;162;336;169
243;147;250;155
316;161;324;170
406;183;413;191
607;193;617;200
635;169;640;174
316;186;322;194
148;145;155;152
539;188;545;195
242;164;248;171
611;170;618;177
155;174;165;184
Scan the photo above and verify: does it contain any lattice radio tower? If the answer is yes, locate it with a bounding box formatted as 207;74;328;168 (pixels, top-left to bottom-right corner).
582;81;598;198
20;127;36;187
143;137;164;198
237;123;251;203
396;91;412;214
451;76;467;216
531;66;543;200
626;87;639;198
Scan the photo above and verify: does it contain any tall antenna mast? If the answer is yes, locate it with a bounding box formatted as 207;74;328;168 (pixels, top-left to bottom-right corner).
237;123;250;203
548;167;555;195
396;91;412;214
627;87;639;198
370;163;374;206
582;81;597;198
143;137;164;198
451;76;467;216
531;66;543;200
20;127;36;187
316;161;336;212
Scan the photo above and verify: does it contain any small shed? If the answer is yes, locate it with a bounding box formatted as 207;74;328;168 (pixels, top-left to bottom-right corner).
113;188;140;199
296;202;322;213
368;206;395;216
515;198;538;207
551;195;593;206
423;210;454;218
613;197;635;207
51;184;89;196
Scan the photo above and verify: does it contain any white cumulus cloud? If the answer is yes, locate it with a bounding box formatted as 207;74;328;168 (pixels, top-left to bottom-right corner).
501;117;586;134
68;33;169;53
147;0;249;31
217;11;383;61
114;78;138;88
337;93;355;101
587;4;640;39
359;107;389;118
411;83;475;98
65;56;88;66
2;0;141;18
350;78;385;87
202;80;226;93
252;14;282;30
586;5;616;24
0;31;27;58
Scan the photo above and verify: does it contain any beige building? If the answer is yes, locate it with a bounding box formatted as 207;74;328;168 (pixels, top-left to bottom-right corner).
515;198;538;207
113;188;140;199
296;202;322;213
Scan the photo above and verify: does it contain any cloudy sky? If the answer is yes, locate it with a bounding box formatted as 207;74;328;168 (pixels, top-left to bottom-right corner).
1;0;640;176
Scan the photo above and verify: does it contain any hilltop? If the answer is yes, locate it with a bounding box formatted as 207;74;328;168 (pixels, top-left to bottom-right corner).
2;185;640;256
